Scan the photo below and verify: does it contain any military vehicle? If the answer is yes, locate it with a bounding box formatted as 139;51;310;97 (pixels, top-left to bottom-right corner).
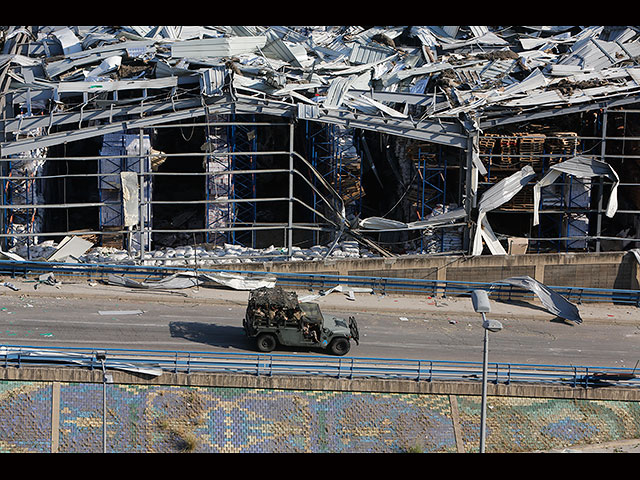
243;286;359;355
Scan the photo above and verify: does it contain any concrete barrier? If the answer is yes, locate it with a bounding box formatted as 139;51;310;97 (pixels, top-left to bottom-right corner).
234;251;639;292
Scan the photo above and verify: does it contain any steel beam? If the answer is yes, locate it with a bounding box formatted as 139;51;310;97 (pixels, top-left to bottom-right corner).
0;100;234;156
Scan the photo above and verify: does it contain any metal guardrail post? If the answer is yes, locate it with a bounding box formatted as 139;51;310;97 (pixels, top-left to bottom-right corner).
266;355;273;377
585;367;589;389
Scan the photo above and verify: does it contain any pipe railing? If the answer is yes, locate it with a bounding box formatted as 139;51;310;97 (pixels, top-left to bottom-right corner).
0;258;638;306
0;344;637;389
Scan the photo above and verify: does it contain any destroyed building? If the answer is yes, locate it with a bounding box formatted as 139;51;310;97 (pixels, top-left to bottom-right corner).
2;26;640;266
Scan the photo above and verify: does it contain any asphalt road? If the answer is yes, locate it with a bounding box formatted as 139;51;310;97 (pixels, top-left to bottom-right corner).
0;281;638;368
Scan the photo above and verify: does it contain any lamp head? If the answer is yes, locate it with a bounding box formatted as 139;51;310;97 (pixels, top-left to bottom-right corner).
471;289;491;313
482;319;503;332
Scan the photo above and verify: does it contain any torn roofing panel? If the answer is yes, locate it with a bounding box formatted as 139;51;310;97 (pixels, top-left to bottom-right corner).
472;166;537;256
51;27;82;56
532;156;620;226
169;36;268;59
493;275;582;324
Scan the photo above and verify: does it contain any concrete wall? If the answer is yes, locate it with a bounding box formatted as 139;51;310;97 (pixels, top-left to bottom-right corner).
2;366;639;453
236;251;640;292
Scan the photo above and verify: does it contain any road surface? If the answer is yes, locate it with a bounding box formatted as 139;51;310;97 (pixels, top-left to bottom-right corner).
0;279;638;368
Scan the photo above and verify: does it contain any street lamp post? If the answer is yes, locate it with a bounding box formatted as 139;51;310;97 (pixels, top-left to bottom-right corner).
471;289;502;454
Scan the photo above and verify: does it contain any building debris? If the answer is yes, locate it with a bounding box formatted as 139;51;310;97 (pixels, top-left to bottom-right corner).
2;281;19;291
105;270;276;291
472;166;537;256
0;346;163;377
35;272;60;288
0;250;25;262
492;275;582;324
298;284;373;302
46;235;93;262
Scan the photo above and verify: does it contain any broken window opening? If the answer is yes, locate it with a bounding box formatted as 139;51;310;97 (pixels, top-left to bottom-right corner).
150;123;206;249
42;137;100;245
357;130;466;254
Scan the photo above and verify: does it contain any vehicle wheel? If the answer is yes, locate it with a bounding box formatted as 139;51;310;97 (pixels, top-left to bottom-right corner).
329;337;350;356
256;333;277;352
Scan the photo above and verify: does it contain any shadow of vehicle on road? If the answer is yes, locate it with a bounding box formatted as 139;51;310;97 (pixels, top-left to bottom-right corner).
169;321;254;350
169;321;336;356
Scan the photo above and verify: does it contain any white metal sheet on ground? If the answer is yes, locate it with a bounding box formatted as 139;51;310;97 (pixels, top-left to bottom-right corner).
494;276;582;324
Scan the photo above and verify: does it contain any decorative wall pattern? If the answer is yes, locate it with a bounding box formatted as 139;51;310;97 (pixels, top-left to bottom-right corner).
1;379;639;453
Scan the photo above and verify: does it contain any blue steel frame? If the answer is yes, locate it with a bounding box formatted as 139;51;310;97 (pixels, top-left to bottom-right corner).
229;114;257;247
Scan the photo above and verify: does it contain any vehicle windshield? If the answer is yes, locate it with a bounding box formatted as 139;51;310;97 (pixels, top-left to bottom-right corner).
299;302;323;324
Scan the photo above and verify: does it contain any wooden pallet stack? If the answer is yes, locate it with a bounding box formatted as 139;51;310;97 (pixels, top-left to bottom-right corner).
498;135;519;166
517;133;546;169
479;134;498;155
546;132;578;165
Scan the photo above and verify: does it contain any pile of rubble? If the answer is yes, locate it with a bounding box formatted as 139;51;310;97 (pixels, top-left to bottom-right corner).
7;239;376;266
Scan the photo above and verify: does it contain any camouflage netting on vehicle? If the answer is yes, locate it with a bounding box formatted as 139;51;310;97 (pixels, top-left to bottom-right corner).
245;286;303;329
248;286;299;310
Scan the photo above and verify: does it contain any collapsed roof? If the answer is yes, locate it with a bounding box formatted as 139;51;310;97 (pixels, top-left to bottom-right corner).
4;26;640;155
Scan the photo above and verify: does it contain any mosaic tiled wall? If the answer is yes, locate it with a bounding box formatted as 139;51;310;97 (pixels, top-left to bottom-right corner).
1;379;640;453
